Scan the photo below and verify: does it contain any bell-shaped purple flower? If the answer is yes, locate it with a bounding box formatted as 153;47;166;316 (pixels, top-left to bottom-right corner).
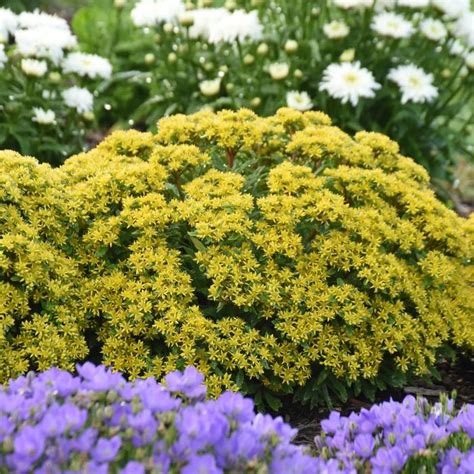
91;435;122;463
165;366;206;399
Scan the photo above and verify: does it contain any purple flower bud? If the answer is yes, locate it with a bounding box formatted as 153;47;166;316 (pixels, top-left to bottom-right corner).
138;381;180;413
0;416;14;442
371;446;407;472
165;366;206;399
321;411;343;435
120;461;145;474
70;428;98;453
13;426;45;462
215;391;254;423
353;434;375;459
91;436;121;463
182;453;222;474
76;362;124;392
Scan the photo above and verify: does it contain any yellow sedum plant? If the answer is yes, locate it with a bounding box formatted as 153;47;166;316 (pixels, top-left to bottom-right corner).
1;109;472;405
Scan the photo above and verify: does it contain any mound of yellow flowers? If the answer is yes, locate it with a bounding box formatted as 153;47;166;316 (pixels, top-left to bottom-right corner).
1;109;472;406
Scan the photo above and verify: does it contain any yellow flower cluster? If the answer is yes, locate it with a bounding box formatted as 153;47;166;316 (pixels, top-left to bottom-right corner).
1;109;472;399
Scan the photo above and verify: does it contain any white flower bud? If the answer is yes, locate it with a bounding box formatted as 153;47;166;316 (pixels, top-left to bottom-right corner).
284;40;298;53
268;62;289;80
340;48;355;62
144;53;155;64
199;78;221;96
257;43;269;55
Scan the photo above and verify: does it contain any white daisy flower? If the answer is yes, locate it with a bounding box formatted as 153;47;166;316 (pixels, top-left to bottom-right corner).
372;12;414;38
286;91;313;111
432;0;469;18
323;20;350;39
374;0;397;10
269;62;290;80
131;0;185;27
396;0;429;8
0;44;7;68
18;10;69;30
62;86;94;114
188;8;229;40
449;39;467;56
199;78;221;96
0;7;18;42
21;58;47;77
32;107;56;125
420;19;447;41
333;0;374;9
388;64;438;103
62;52;112;80
456;12;474;48
319;61;381;106
465;51;474;69
206;10;263;44
15;26;77;63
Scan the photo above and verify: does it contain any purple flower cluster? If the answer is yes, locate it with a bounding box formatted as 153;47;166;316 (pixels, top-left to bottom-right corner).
314;395;474;473
1;364;472;474
0;363;316;473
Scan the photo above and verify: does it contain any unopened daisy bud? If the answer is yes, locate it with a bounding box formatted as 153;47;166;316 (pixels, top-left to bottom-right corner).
250;97;261;107
178;44;188;53
225;0;237;11
269;62;289;80
257;43;269;55
163;22;173;33
83;111;95;121
114;0;126;8
48;71;61;83
202;0;213;6
144;53;155;64
199;78;221;96
167;52;177;63
204;61;214;71
460;66;468;78
441;68;451;78
340;48;355;62
243;54;255;65
285;39;298;53
251;0;264;5
185;2;195;10
465;52;474;70
219;65;229;73
179;12;194;27
21;59;47;77
155;33;162;43
311;7;320;16
226;82;235;92
293;68;303;78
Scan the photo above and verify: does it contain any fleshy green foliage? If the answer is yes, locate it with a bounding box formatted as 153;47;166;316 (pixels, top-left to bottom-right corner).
1;109;472;407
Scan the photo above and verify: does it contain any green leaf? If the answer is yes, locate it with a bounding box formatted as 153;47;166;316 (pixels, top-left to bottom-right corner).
187;234;207;253
329;376;348;403
263;391;282;412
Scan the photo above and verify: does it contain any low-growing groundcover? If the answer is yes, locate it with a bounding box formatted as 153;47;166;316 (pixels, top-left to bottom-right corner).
0;108;473;409
0;364;473;473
